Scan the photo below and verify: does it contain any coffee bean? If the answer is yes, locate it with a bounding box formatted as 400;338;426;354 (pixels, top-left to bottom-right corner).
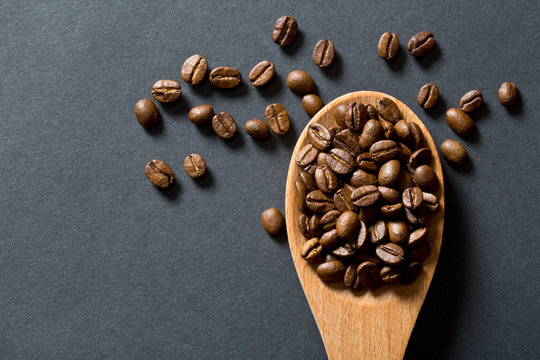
413;165;438;192
376;243;405;265
297;170;317;192
189;105;214;126
408;122;424;150
352;185;380;207
440;139;468;165
409;242;430;262
380;266;401;283
309;214;323;237
145;159;174;188
306;190;335;213
181;54;208;85
317;153;328;168
312;39;335;68
151;79;182;103
315;165;338;193
445;108;475;137
397;142;413;162
303;164;317;176
296;144;319;167
320;210;342;231
417;83;439;109
244;119;270;140
408;227;427;248
135;98;160;129
308;123;332;151
326;148;355;175
334;104;348;128
295;181;307;211
356;152;379;172
320;229;340;249
248;60;275;87
301;238;323;262
350;169;378;187
407;31;435;57
286;70;315;93
369;220;388;244
370;140;398;162
336;211;360;239
402;187;423;210
359;119;384;150
378;160;401;187
317;260;346;281
261;207;285;236
302;94;324;116
460;90;483;112
272;15;298;47
298;213;311;237
183;153;207;179
325;254;339;262
377;32;399;61
397;168;415;192
345;102;368;131
344;264;359;288
498;82;519;107
422;192;439;212
378;186;401;203
265;103;290;135
209;67;242;89
334;188;356;213
387;220;409;245
380;203;403;217
366;104;379;120
409;148;432;169
380;119;396;140
356;261;381;290
358;205;379;223
394;120;412;144
212;111;237;139
405;207;426;225
354;221;368;251
331;243;356;259
377;97;402;123
334;129;362;157
402;262;422;283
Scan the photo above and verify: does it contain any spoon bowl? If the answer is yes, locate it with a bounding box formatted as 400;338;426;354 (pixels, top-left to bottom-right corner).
285;91;444;360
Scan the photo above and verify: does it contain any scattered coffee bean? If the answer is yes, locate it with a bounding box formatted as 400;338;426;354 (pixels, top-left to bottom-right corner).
440;139;468;165
261;207;285;236
308;123;332;151
296;144;318;166
189;105;214;126
135;98;160;129
407;31;435;57
286;70;315;94
445;108;475;137
248;60;275;87
212;111;238;139
209;67;242;89
498;82;519;107
302;94;324;116
377;32;399;61
151;79;181;103
377;97;402;123
313;39;335;68
181;54;208;85
417;83;439;109
145;159;174;188
244;119;270;140
183;153;207;179
272;15;298;47
265;103;290;135
460;90;483;112
376;243;405;266
317;260;346;281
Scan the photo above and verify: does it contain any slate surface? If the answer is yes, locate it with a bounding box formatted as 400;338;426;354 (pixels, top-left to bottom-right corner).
0;1;538;359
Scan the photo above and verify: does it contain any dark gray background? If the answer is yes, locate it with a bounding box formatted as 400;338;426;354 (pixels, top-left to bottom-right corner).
0;0;538;359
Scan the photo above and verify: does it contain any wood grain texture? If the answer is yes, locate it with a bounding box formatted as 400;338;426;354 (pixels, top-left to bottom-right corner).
285;91;445;360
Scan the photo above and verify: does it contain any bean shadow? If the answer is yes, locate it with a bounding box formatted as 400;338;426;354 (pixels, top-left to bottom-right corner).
190;79;214;97
283;30;304;56
424;94;447;119
462;127;480;145
404;178;467;360
216;81;249;99
505;94;523;116
155;180;181;201
323;51;343;79
160;98;191;117
252;133;278;151
145;120;164;136
272;229;289;244
196;123;216;138
468;102;490;122
194;169;214;188
257;72;284;99
277;120;299;148
415;43;441;68
222;132;245;149
386;46;406;72
443;156;474;173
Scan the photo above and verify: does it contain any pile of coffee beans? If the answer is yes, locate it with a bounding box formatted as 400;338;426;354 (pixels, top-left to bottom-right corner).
294;97;440;290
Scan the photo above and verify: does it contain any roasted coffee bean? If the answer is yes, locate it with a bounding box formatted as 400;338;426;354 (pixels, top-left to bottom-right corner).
306;190;335;213
320;229;340;249
334;129;362;157
325;254;339;262
407;31;435;57
356;153;379;172
313;39;335;68
377;97;402;123
352;185;380;207
261;207;285;236
417;83;439;109
265;103;290;135
297;170;317;192
308;123;332;151
302;94;324;117
181;54;208;85
320;210;342;231
408;227;427;248
317;152;328;167
296;144;319;166
498;82;519;107
244;119;270;140
413;165;438;192
304;164;317;176
336;211;360;239
248;60;275;87
212;111;237;139
286;70;315;93
405;207;425;225
376;243;405;265
397;167;415;192
380;203;403;217
440;139;468;165
145;159;174;188
460;90;483;112
309;214;323;237
329;126;344;138
301;238;323;262
445;108;475;137
135;98;160;129
408;122;424;150
356;220;369;251
387;220;409;245
209;67;242;89
380;266;401;283
369;220;388;245
394;120;412;143
317;260;346;281
295;181;307;211
331;243;356;259
356;261;381;290
326;148;355;175
344;264;359;288
344;102;368;131
350;169;378;187
409;148;432;169
402;262;422;283
402;187;423;210
378;160;401;187
397;142;413;162
422;192;439;212
334;188;356;213
359;119;384;150
380;119;396;139
366;104;379;120
189;105;214;126
315;165;338;193
151;79;181;103
334;104;348;128
183;153;206;179
378;186;401;203
377;32;399;61
358;205;379;223
409;242;430;262
298;213;311;237
272;15;298;47
370;140;398;162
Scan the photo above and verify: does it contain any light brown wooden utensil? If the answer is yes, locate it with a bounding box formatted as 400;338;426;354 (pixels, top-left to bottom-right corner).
285;91;444;360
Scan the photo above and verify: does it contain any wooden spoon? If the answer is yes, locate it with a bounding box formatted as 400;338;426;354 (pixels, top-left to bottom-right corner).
285;91;444;360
